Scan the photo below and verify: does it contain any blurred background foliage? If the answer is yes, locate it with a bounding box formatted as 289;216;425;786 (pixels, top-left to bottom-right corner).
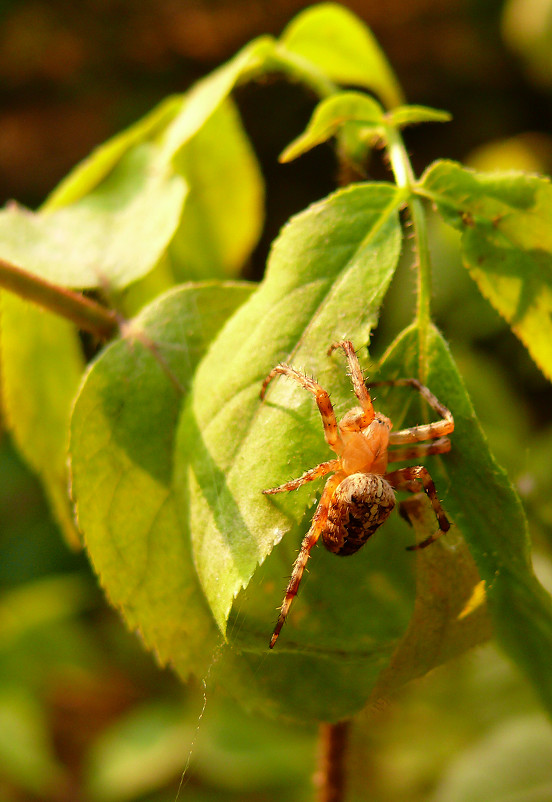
1;0;552;800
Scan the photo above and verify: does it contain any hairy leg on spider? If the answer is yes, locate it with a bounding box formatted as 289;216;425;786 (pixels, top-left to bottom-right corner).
387;437;451;463
328;340;374;424
261;364;341;451
263;459;341;494
269;473;342;648
368;378;454;444
386;465;450;550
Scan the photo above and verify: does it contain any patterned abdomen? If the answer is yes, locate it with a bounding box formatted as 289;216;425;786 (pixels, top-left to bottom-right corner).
322;473;395;556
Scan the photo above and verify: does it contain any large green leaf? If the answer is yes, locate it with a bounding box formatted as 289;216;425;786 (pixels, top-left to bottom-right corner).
70;282;254;678
419;159;552;381
280;3;404;108
377;323;552;715
0;294;84;545
177;182;405;637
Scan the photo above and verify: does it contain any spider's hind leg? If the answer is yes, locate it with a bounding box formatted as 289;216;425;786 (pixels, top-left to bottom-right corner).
385;466;451;551
369;378;454;446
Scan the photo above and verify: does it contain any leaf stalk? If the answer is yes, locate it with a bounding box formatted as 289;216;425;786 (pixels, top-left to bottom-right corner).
0;257;118;339
386;126;432;378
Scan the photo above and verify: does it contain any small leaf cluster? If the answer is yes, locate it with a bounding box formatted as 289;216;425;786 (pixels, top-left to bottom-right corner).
0;3;551;724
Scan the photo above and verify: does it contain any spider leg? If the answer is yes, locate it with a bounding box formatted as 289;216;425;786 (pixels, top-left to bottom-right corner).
368;379;454;445
261;365;342;452
269;473;343;648
385;466;450;550
387;437;451;463
328;340;375;426
263;459;341;494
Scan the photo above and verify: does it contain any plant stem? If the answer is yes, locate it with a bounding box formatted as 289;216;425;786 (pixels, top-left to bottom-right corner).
315;721;349;802
0;257;119;339
385;126;432;378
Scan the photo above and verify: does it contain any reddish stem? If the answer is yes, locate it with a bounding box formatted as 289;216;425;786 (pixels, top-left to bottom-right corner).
0;257;118;339
315;721;350;802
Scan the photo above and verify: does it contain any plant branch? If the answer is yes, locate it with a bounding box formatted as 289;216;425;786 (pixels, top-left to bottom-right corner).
385;126;432;379
315;721;349;802
0;257;119;339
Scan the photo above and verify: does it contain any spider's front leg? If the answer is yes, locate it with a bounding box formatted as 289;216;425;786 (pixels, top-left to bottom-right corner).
385;466;451;550
262;460;341;495
260;363;342;452
328;340;374;426
269;473;343;649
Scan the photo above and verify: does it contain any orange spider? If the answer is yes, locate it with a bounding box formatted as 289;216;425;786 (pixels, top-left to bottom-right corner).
260;340;454;649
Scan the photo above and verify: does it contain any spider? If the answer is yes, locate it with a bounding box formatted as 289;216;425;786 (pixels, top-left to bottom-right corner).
260;340;454;649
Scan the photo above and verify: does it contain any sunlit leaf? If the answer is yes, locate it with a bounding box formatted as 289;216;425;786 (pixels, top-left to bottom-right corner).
419;159;552;381
280;3;404;108
0;294;84;545
70;282;254;678
0;144;186;290
0;38;273;294
168;99;264;280
155;37;275;161
280;92;384;163
43;96;184;210
386;104;452;128
178;182;404;637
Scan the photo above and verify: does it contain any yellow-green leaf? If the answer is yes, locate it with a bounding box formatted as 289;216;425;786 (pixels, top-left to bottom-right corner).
1;294;84;546
280;3;404;108
280;91;384;163
70;282;254;678
419;159;552;381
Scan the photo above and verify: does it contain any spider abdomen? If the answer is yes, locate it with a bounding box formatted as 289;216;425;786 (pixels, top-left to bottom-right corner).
322;473;395;556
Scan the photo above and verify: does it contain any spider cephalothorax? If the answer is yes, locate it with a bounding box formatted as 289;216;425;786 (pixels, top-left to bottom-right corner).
260;340;454;648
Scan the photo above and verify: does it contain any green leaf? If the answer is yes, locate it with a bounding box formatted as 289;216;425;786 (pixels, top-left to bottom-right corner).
419;159;552;381
156;36;275;162
1;38;273;295
370;494;491;704
377;323;552;716
280;91;384;163
46;35;274;212
167;99;264;280
177;182;404;640
70;282;254;678
43;95;184;210
280;3;404;108
0;294;84;546
0;144;187;290
386;104;452;128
